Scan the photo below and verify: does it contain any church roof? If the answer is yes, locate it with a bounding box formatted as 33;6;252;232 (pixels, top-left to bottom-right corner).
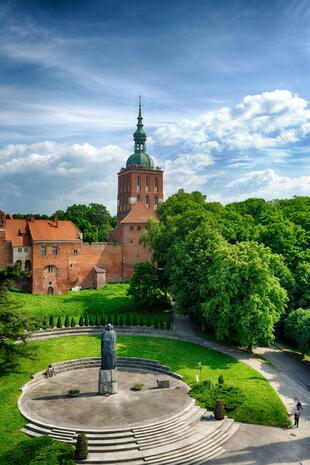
126;98;155;170
28;219;81;242
120;202;158;224
5;219;31;247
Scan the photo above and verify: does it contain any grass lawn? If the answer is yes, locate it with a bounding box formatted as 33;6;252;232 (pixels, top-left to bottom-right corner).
0;335;289;458
10;283;169;323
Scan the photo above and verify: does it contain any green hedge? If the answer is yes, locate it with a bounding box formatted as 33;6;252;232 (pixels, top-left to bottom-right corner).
38;312;171;330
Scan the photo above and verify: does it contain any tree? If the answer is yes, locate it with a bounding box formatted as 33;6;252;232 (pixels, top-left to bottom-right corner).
128;262;164;308
201;241;288;348
0;265;33;371
285;308;310;355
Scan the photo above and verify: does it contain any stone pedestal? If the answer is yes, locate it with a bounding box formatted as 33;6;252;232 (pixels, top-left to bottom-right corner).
98;369;118;395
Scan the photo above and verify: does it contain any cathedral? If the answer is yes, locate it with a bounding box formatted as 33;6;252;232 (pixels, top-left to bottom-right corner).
0;102;164;294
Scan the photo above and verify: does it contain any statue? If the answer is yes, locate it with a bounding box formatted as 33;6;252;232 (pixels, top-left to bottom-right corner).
98;324;118;394
101;323;116;370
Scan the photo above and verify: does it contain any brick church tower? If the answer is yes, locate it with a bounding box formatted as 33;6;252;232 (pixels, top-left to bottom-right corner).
117;98;163;221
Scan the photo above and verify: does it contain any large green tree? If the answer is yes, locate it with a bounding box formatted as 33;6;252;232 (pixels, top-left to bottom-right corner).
201;241;288;348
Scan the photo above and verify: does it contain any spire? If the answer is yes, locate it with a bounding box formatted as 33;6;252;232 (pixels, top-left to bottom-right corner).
134;96;147;152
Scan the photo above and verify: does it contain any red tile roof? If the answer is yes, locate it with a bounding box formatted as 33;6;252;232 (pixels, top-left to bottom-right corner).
28;219;81;242
5;219;31;247
120;203;158;224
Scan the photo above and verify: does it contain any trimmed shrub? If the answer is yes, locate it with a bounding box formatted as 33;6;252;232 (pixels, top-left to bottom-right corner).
42;317;48;329
145;315;151;327
56;316;62;328
100;313;107;326
215;399;226;420
218;374;224;385
64;315;70;328
131;313;138;326
125;313;131;326
89;315;93;326
49;315;54;328
75;433;88;460
118;314;124;326
84;314;89;326
95;314;100;326
70;317;76;328
154;317;159;329
114;314;119;326
78;315;84;327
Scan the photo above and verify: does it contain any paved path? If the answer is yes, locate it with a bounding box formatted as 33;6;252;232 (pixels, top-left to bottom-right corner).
173;314;310;465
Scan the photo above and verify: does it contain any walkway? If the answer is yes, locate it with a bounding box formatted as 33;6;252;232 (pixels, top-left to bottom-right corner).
173;314;310;465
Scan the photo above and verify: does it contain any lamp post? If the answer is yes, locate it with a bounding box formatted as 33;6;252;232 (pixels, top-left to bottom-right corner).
198;361;202;381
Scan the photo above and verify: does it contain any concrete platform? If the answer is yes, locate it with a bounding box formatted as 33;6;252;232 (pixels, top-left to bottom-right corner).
19;367;190;430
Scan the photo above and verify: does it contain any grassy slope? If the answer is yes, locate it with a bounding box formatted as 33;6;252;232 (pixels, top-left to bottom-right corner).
0;335;289;457
10;283;163;319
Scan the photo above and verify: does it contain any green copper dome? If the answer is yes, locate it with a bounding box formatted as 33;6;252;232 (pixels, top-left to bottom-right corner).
126;97;154;170
126;150;154;169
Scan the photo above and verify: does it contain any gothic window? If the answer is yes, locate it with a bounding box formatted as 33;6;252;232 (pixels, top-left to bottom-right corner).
146;176;149;192
48;286;54;295
18;248;22;253
154;177;158;192
25;260;31;271
146;195;150;206
24;247;28;252
73;249;78;255
137;176;141;191
40;246;46;256
52;246;58;256
137;195;141;202
155;195;158;205
15;260;22;268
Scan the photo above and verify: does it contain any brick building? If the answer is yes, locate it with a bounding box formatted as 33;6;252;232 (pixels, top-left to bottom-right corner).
0;102;163;294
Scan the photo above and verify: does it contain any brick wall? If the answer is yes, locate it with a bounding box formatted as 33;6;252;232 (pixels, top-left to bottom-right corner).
121;223;153;278
0;229;12;268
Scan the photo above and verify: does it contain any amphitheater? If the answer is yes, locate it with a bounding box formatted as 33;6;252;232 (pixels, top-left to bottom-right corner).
19;354;239;465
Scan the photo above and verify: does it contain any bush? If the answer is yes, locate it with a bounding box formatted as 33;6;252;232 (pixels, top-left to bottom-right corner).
100;313;107;326
42;317;48;329
78;315;84;326
218;374;224;385
190;379;245;413
114;314;119;326
84;314;89;326
49;314;54;328
64;315;70;327
118;314;124;326
68;389;80;397
89;315;93;326
70;317;76;328
75;433;88;460
0;436;74;465
56;316;62;328
95;314;100;326
131;383;144;391
131;313;138;326
145;315;151;327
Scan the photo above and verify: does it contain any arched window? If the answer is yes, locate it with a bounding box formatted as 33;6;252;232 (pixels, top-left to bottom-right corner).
15;260;22;269
47;287;54;295
25;260;31;271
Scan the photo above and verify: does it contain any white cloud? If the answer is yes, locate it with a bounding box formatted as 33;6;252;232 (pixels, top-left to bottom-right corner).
155;90;310;151
227;169;310;199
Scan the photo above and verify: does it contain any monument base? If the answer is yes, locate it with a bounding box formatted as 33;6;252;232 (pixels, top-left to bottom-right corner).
98;368;118;395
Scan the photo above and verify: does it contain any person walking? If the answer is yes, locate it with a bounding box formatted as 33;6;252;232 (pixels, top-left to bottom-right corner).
296;400;303;413
294;411;300;427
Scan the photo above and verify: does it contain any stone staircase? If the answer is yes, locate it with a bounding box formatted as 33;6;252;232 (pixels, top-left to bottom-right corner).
20;357;239;464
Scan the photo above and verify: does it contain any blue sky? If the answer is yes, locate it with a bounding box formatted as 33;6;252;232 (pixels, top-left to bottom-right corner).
0;0;309;214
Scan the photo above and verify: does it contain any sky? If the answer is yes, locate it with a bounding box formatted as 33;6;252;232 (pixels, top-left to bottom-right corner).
0;0;309;215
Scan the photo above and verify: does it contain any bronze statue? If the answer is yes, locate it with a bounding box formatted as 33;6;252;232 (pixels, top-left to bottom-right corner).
101;323;116;370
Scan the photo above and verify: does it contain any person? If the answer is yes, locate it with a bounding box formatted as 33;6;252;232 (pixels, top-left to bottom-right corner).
296;400;303;412
294;411;300;427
